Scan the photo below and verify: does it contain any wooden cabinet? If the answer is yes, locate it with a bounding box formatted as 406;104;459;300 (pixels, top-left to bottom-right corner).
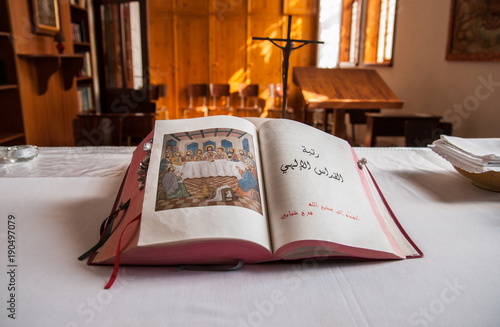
93;0;154;114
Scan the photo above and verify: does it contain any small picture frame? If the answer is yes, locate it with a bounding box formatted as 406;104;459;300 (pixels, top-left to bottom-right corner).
30;0;61;36
446;0;500;61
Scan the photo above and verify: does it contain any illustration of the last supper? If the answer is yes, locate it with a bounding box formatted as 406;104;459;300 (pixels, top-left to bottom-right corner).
155;127;262;214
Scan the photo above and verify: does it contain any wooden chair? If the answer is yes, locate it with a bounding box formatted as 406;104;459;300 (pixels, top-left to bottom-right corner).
182;84;208;118
208;83;233;115
404;120;452;147
73;116;123;146
120;113;156;145
266;83;294;119
151;84;168;119
149;84;167;101
235;84;262;117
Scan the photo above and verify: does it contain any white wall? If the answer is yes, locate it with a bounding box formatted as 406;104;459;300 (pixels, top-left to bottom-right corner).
373;0;500;138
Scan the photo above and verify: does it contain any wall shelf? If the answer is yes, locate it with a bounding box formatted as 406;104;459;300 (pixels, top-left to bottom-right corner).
74;42;91;48
18;54;84;94
0;132;25;145
77;76;93;83
0;84;18;91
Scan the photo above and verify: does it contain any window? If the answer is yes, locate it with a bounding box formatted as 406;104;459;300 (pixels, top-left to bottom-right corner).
364;0;397;64
317;0;343;68
317;0;398;67
339;0;362;64
187;142;199;153
221;139;233;151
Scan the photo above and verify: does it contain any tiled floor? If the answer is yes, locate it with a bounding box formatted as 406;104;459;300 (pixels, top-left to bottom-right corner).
155;175;262;214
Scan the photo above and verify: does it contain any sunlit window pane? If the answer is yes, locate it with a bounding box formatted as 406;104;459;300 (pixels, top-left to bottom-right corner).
317;0;342;68
377;0;388;62
318;0;397;67
349;0;360;63
384;0;397;61
376;0;396;63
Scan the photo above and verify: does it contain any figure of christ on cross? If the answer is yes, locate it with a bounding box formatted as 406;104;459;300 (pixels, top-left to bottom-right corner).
253;15;323;118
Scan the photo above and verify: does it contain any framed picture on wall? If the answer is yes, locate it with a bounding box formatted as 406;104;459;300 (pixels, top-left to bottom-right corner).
30;0;61;35
446;0;500;61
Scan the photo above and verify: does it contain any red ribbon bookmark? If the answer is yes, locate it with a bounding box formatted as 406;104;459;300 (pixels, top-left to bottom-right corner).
104;215;141;289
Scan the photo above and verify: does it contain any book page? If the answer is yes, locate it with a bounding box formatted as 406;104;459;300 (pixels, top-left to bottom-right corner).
258;119;403;258
139;116;271;252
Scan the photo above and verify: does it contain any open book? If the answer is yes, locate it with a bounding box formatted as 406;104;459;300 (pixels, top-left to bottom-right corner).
86;116;422;267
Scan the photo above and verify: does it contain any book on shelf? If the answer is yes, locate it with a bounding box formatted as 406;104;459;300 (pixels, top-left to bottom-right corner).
76;51;92;78
82;116;422;270
71;22;81;42
71;21;87;43
76;85;93;113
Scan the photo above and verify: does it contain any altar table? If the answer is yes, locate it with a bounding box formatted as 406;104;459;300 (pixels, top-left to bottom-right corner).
1;146;499;327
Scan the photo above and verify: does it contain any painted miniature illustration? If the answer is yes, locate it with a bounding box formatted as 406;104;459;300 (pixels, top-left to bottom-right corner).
155;128;262;214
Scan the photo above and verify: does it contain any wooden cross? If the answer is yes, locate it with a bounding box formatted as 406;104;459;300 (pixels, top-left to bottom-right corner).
253;15;323;118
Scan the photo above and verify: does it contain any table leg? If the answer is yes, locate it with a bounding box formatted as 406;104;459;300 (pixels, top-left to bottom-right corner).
331;109;347;140
323;109;329;132
302;103;308;124
364;115;375;147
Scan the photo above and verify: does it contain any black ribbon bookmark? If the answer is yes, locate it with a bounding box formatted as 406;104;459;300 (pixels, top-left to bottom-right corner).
176;259;244;272
78;199;131;261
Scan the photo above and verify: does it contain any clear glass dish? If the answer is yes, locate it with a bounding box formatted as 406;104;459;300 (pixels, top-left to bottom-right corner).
1;145;39;163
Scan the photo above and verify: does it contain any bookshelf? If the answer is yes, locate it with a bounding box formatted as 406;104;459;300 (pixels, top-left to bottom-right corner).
70;0;97;114
0;0;25;146
0;0;101;146
17;54;85;94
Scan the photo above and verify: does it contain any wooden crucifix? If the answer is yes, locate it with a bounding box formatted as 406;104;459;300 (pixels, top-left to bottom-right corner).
253;15;323;118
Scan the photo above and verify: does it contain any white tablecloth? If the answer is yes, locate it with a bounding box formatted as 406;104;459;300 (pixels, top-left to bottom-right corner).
1;147;499;327
175;160;246;179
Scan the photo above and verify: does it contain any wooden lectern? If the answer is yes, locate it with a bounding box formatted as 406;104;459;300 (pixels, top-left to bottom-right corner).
293;67;404;140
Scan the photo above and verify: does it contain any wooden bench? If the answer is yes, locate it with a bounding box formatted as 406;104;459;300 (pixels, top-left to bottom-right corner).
364;113;445;147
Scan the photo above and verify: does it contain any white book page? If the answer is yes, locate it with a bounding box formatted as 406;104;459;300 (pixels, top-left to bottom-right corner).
139;116;270;251
258;119;401;256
